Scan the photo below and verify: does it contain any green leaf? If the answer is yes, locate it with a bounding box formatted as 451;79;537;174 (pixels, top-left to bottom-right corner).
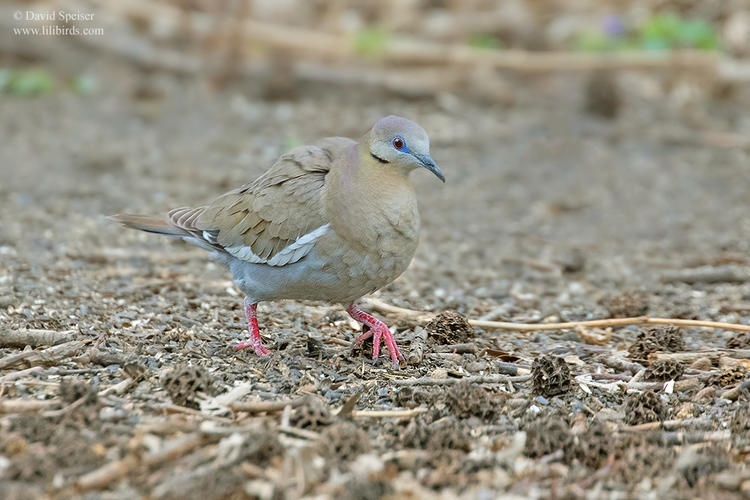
7;69;54;96
353;27;388;57
468;33;503;50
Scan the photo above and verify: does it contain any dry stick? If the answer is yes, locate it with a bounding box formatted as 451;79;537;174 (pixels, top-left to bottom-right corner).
0;398;61;413
74;433;206;492
0;366;44;383
652;350;750;363
0;339;90;370
392;374;531;386
619;418;713;432
365;298;750;333
87;0;723;73
351;408;428;418
229;396;308;414
43;394;90;418
0;329;74;348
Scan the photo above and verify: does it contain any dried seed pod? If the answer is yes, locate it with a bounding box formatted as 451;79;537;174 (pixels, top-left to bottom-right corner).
531;355;571;397
644;359;685;381
425;311;474;345
628;326;684;362
575;420;613;469
524;416;573;460
445;381;503;420
161;364;212;409
726;332;750;349
290;397;333;430
712;367;747;387
59;378;97;406
624;389;667;425
319;421;370;462
426;417;471;453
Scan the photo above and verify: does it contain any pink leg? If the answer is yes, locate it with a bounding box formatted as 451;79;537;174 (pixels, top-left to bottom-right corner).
346;303;403;365
233;300;271;356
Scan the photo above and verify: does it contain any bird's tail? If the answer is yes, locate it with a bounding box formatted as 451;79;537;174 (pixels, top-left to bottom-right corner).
108;214;186;237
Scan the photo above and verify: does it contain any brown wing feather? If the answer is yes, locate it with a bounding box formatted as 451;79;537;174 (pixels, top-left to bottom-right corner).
187;138;353;263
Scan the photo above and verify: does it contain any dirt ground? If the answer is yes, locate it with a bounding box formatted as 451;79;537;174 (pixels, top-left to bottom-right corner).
2;43;750;499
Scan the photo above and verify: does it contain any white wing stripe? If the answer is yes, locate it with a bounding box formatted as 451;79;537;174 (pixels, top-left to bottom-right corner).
225;223;330;267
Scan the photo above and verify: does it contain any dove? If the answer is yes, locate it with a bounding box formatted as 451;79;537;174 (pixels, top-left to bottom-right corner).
110;115;444;364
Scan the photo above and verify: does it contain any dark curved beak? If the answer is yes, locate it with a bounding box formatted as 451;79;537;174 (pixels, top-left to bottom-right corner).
412;153;445;183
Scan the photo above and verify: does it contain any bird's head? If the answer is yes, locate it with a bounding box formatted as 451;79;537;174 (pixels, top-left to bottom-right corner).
365;115;444;182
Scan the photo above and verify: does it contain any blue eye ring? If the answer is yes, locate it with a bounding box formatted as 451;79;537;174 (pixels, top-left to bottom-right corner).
392;136;405;151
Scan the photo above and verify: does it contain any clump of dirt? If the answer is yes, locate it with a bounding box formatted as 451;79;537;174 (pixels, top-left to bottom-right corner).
679;445;730;487
600;290;648;318
524;416;573;460
575;420;613;468
531;355;571;397
584;71;620;119
445;381;504;420
60;377;98;405
624;389;667;425
291;397;333;430
628;326;684;362
644;359;685;381
319;421;370;462
160;364;213;409
726;332;750;349
425;311;474;344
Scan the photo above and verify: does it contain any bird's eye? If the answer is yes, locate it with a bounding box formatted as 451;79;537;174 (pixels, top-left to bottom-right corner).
392;137;405;150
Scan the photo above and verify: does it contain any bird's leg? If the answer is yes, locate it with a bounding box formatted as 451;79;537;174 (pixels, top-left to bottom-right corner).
346;303;403;364
233;299;271;356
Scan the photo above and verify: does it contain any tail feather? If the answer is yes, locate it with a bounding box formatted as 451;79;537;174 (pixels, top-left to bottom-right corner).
108;214;186;237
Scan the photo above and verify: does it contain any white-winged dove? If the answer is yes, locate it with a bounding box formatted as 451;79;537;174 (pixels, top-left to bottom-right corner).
110;115;444;364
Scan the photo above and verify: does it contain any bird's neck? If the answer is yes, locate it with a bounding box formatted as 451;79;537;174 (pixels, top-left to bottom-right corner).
324;144;418;248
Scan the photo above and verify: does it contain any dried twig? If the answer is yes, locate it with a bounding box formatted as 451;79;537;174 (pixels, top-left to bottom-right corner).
392;374;530;386
365;298;750;332
229;396;308;414
351;408;428;418
0;398;61;413
0;329;73;348
619;418;714;432
0;366;44;383
0;339;90;369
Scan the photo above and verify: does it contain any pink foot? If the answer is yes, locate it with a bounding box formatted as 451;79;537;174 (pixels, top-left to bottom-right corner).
346;303;404;365
233;300;271;356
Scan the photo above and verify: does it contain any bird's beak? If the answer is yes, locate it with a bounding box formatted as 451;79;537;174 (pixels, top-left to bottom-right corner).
413;153;445;182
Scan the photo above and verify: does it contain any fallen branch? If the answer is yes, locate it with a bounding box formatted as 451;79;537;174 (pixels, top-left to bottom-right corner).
0;398;61;413
351;408;428;418
392;374;530;386
0;366;44;383
619;418;713;432
0;339;90;369
365;298;750;333
651;350;750;363
0;329;73;348
229;396;308;414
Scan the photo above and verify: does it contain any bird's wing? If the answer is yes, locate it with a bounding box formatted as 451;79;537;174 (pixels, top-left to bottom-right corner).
173;139;353;267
